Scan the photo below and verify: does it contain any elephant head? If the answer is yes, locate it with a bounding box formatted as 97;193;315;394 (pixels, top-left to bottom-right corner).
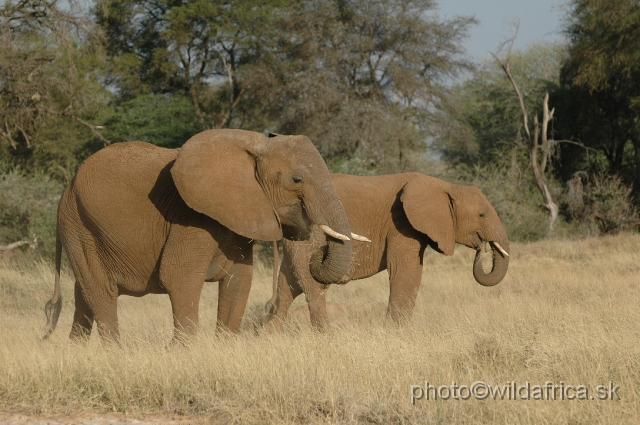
401;174;509;286
170;129;352;285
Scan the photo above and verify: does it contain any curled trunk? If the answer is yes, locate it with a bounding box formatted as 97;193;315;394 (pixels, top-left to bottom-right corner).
306;191;352;285
473;242;509;287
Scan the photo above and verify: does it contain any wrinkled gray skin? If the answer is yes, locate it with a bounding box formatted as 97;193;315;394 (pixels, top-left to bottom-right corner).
43;129;352;342
264;172;509;331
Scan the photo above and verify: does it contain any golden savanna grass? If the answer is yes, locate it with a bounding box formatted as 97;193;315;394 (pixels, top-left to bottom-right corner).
1;234;639;424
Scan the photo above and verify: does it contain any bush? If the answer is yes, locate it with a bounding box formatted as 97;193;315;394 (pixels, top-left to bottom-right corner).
561;172;640;236
101;94;204;148
0;169;63;260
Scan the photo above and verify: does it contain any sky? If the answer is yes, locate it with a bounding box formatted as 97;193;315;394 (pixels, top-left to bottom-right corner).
436;0;568;62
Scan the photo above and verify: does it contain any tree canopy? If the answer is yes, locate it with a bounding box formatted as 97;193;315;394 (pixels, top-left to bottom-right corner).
264;0;475;173
94;0;475;173
3;0;640;256
96;0;290;131
556;0;640;187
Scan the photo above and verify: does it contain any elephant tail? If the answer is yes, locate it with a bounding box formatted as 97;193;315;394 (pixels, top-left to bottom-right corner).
264;240;280;317
43;226;63;340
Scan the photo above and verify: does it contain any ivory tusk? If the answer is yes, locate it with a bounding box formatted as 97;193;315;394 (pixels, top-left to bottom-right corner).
351;233;372;242
319;224;350;241
492;242;509;257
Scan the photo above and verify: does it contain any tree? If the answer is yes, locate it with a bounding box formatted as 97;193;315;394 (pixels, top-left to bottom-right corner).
558;0;640;191
0;0;110;167
436;41;566;169
95;0;475;173
493;53;559;232
101;94;203;147
435;40;570;236
264;0;475;173
95;0;289;131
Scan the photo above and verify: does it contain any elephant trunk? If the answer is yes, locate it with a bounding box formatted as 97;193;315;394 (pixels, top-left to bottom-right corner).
473;239;509;287
307;188;353;285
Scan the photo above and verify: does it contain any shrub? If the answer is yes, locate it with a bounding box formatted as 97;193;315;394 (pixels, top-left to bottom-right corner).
101;94;204;148
0;169;63;260
561;172;640;235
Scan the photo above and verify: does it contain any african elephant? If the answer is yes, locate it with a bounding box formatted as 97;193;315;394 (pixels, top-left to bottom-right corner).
264;172;509;331
43;129;354;342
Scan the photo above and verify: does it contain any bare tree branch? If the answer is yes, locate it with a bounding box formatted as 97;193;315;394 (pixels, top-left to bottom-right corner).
492;47;559;233
221;53;234;128
0;233;38;253
1;118;18;149
50;109;111;145
18;125;31;148
0;240;28;252
540;93;553;176
491;52;530;139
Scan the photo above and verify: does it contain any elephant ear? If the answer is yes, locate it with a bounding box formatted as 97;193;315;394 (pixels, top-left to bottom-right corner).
171;129;283;241
400;175;455;256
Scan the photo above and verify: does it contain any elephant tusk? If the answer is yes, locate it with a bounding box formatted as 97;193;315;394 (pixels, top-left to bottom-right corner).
319;225;350;241
351;233;372;242
492;241;509;257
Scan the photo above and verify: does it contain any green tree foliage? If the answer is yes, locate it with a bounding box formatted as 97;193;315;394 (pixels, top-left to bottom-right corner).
436;37;640;240
556;0;640;188
264;0;475;173
101;94;203;147
95;0;289;130
95;0;475;174
0;168;63;258
0;0;110;170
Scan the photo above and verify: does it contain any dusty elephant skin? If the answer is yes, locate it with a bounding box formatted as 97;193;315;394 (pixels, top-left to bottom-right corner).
264;172;509;331
43;129;352;342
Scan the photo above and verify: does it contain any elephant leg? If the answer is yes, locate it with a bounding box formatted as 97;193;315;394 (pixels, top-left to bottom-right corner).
76;285;118;343
168;281;204;338
66;242;120;343
216;262;253;334
386;239;425;324
263;256;303;332
306;281;329;331
70;280;94;340
160;224;215;341
94;301;119;342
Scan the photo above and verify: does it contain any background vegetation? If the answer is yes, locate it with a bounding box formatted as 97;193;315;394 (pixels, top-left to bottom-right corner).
2;0;640;257
2;0;640;259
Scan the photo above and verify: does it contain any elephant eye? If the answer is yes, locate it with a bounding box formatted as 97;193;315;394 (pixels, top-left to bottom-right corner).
292;174;303;184
479;213;485;218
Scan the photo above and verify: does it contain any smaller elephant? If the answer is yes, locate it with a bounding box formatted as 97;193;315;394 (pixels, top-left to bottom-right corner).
264;172;510;331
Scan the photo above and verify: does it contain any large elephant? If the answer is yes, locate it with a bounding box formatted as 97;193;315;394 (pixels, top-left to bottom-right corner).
264;172;509;331
43;129;354;342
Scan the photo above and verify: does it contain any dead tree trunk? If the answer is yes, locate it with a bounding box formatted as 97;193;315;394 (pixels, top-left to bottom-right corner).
532;94;559;231
0;240;28;252
492;54;559;233
0;233;38;254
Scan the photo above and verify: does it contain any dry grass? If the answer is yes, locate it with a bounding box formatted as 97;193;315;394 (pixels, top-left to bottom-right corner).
1;234;639;424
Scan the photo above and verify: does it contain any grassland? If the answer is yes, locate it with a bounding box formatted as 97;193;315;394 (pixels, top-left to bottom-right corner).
0;234;639;424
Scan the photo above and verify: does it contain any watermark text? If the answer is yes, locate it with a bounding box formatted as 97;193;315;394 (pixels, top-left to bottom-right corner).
410;381;620;404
